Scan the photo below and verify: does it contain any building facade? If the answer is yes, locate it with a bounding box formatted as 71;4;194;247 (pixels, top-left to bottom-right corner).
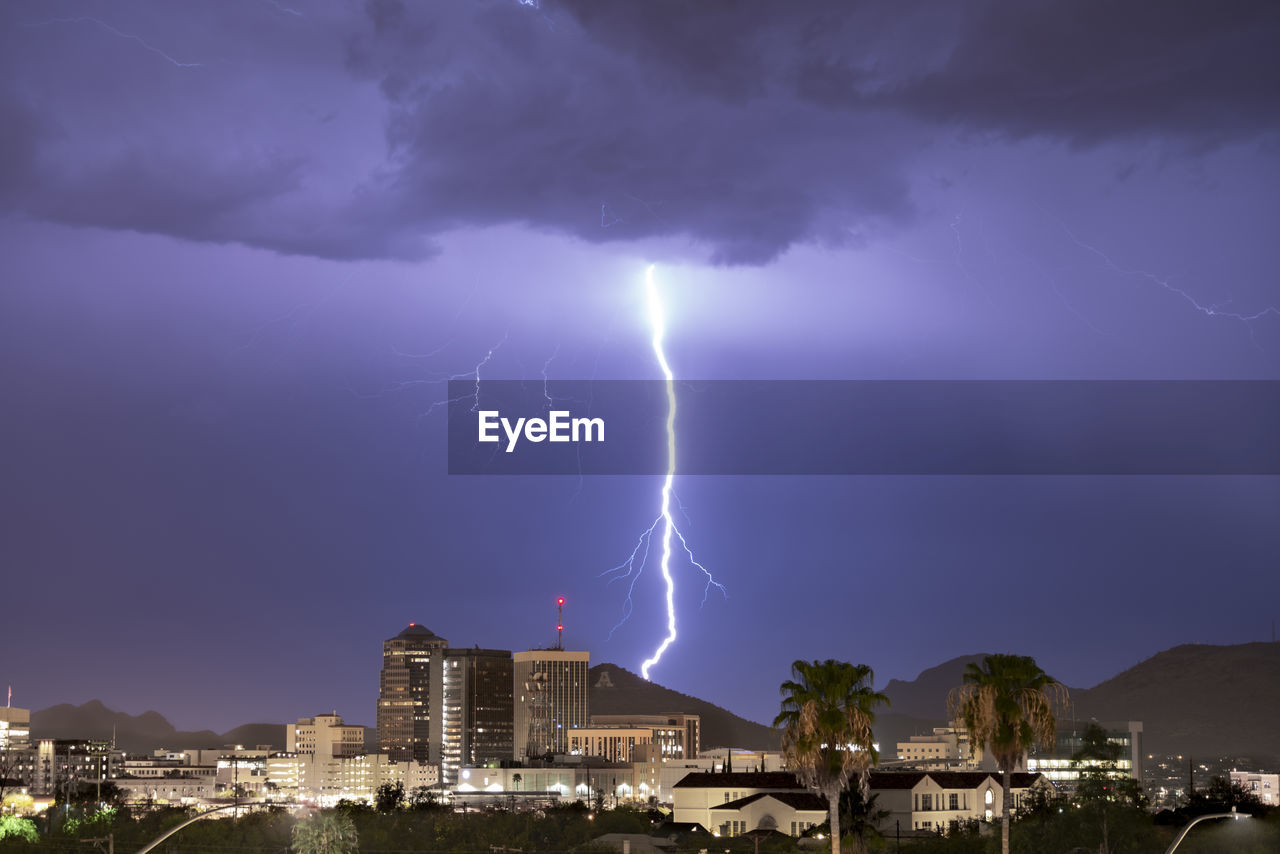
0;708;30;750
378;623;448;762
432;647;514;786
894;726;986;770
288;713;365;759
32;739;117;796
591;713;700;759
1026;720;1143;787
870;770;1053;834
707;792;828;838
1231;769;1279;806
671;771;814;832
513;649;589;759
566;727;659;764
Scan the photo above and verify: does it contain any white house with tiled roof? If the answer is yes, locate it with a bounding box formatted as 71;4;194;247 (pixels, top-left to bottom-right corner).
707;791;828;838
671;771;812;833
869;770;1052;834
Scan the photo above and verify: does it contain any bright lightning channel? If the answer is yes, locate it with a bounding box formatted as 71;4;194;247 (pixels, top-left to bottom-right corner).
641;264;680;679
599;265;724;681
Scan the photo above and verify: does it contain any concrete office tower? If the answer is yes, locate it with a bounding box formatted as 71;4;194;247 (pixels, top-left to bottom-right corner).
512;649;590;759
288;713;365;758
431;648;514;786
377;623;448;762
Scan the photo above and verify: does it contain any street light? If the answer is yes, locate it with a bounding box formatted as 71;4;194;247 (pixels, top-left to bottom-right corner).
1164;807;1251;854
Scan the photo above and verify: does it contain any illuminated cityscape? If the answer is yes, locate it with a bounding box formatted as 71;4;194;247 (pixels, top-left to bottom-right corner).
2;0;1277;851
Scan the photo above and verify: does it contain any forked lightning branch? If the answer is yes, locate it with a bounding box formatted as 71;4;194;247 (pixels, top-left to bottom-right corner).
477;410;604;453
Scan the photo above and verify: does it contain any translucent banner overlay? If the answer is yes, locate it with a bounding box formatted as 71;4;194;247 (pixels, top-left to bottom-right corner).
447;380;1280;475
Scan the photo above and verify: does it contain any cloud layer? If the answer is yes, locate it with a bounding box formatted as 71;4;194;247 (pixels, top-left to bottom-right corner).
2;0;1277;263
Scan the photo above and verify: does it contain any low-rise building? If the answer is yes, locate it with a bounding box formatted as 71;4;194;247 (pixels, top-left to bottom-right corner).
568;728;661;764
288;714;365;759
671;771;814;832
870;770;1053;834
591;714;701;759
1026;720;1143;788
214;749;271;797
894;726;987;770
113;775;218;802
707;791;828;838
1230;769;1280;806
32;739;119;796
0;708;31;750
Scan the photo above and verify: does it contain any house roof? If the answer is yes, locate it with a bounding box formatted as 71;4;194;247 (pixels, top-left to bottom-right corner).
590;833;674;854
709;791;829;813
868;771;1045;790
672;771;802;789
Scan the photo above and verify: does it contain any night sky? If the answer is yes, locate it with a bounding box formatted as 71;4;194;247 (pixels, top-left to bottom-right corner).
2;1;1279;734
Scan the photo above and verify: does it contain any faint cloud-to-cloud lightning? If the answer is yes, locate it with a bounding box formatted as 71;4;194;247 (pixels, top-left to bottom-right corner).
1059;223;1280;328
25;17;202;68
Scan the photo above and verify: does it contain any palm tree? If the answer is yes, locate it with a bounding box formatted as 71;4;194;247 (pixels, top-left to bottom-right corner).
948;654;1067;854
292;811;358;854
775;659;888;854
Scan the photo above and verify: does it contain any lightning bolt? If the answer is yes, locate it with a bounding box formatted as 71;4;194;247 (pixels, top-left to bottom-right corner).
600;265;726;680
641;264;682;678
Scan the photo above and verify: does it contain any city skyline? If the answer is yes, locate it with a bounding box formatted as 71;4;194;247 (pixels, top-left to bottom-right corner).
2;0;1279;736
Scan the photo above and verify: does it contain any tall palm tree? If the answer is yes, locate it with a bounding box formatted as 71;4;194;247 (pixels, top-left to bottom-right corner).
948;654;1067;854
292;811;358;854
775;659;888;854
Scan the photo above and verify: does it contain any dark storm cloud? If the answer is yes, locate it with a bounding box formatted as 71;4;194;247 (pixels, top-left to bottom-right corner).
336;2;907;263
0;90;46;197
879;0;1280;145
2;0;1277;262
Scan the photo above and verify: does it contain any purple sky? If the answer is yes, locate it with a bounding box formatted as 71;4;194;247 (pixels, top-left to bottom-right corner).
2;0;1279;732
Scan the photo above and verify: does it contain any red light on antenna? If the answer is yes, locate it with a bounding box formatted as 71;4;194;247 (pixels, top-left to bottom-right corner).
557;597;564;606
557;624;563;631
409;621;415;626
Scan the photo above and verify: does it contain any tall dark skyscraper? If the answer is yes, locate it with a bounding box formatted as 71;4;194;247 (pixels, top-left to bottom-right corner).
431;647;514;785
377;623;448;763
513;649;589;759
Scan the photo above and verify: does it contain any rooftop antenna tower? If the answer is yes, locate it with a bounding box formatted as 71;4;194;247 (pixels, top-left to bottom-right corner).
556;597;565;650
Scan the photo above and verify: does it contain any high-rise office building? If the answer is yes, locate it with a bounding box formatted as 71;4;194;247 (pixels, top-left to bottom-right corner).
512;649;589;759
431;648;514;785
377;623;448;763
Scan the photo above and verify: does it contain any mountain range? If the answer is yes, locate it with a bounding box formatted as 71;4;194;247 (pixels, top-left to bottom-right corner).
27;642;1280;762
875;643;1280;762
30;700;283;754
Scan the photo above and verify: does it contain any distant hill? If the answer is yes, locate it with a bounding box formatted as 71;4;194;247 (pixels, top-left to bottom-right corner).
875;645;1280;762
881;654;1090;721
31;701;284;753
1073;642;1280;759
589;663;779;750
880;655;985;720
